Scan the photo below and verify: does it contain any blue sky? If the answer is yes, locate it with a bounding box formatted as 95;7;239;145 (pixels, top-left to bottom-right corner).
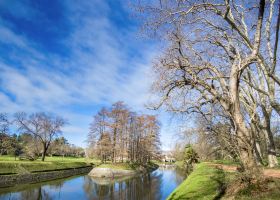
0;0;178;150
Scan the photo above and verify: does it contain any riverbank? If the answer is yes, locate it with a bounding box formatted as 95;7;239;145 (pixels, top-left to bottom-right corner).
0;156;96;187
168;162;280;200
168;163;225;200
0;166;93;188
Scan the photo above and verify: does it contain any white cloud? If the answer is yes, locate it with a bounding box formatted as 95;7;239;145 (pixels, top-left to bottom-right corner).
0;0;169;148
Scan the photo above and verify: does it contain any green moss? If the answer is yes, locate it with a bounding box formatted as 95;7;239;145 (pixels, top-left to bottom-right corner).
167;163;226;200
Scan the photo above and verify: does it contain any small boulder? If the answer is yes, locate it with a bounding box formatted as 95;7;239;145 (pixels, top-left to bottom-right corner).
88;168;114;178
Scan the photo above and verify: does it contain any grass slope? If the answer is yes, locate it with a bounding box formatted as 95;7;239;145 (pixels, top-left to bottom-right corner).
0;156;96;175
168;160;280;200
168;163;225;200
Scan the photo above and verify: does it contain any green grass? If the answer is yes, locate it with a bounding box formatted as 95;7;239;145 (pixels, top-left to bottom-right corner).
0;155;98;175
96;163;136;170
0;155;99;163
168;160;280;200
96;161;158;171
167;163;226;200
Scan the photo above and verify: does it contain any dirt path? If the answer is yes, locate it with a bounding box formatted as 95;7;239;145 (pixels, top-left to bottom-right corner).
264;169;280;178
208;163;280;178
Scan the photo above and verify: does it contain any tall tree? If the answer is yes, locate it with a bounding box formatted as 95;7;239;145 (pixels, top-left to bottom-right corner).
135;0;280;177
87;102;161;164
14;112;66;161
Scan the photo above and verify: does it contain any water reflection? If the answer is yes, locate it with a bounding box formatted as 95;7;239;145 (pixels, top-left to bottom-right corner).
0;166;185;200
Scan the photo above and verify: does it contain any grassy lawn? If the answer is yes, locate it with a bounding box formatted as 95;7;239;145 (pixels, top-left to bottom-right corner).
0;155;98;175
167;163;226;200
96;163;135;170
96;161;158;171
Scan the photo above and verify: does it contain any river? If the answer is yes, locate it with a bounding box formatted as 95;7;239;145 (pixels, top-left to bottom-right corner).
0;165;185;200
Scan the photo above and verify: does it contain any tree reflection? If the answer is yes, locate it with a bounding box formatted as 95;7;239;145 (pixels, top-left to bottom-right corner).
0;177;65;200
83;172;163;200
0;168;185;200
19;187;52;200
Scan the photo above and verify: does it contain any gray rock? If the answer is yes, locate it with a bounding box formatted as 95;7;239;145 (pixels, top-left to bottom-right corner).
88;167;138;178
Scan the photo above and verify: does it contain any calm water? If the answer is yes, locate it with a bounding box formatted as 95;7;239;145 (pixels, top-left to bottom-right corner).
0;165;185;200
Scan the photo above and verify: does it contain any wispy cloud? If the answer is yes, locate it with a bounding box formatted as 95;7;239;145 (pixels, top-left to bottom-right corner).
0;0;164;147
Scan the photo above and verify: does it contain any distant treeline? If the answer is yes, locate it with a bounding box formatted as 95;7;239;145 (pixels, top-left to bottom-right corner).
0;113;84;161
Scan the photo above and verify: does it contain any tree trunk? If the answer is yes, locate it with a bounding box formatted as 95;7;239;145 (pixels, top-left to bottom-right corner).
229;66;260;177
264;128;278;167
237;128;259;175
261;108;278;168
113;128;117;163
251;123;264;165
253;140;263;166
37;187;42;200
41;145;47;161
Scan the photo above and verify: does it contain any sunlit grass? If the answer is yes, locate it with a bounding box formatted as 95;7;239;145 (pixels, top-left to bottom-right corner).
97;163;135;170
168;161;280;200
0;155;99;163
96;161;158;171
0;155;99;175
167;163;225;200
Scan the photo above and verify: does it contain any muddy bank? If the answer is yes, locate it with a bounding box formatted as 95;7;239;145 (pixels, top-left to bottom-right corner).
0;166;92;188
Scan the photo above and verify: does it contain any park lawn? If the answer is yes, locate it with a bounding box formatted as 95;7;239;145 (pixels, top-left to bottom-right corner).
96;163;135;170
0;155;97;175
167;163;226;200
96;161;158;171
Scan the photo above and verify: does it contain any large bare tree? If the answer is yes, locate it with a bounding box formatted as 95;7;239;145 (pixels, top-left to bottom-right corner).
136;0;280;177
15;112;66;161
